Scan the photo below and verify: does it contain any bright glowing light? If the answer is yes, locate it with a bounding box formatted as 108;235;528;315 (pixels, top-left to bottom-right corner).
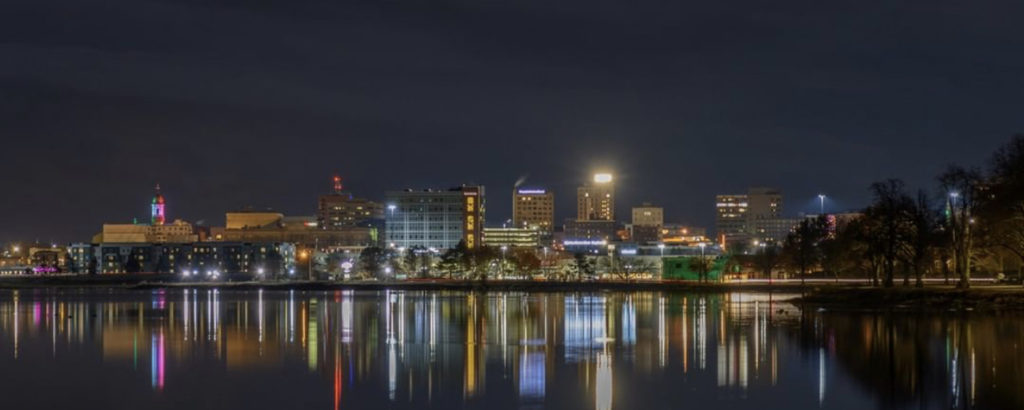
593;173;613;183
657;243;665;249
257;267;265;276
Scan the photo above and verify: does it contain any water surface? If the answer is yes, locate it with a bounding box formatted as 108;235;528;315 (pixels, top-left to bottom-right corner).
0;289;1019;409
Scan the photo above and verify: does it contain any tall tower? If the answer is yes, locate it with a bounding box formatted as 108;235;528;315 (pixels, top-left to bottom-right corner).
151;184;166;226
332;174;343;194
577;173;615;221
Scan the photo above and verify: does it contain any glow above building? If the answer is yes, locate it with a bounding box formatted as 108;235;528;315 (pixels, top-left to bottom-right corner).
593;173;613;183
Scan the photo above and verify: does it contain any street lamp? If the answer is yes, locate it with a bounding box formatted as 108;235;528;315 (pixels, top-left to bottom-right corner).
657;243;665;258
817;194;826;215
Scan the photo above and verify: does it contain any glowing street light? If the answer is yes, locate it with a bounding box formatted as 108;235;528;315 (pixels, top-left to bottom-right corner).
657;243;665;258
817;194;826;215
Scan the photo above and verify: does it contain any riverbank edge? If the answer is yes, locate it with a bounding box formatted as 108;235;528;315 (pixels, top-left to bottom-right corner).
795;286;1024;311
1;276;1022;310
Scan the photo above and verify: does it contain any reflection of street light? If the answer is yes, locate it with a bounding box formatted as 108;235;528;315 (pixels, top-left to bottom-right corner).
698;243;707;282
500;245;508;277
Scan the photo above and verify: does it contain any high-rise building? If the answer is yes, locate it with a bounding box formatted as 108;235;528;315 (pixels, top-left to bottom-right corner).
317;175;384;230
631;203;663;226
715;194;749;245
716;187;787;249
630;203;664;244
577;173;614;221
385;185;485;250
512;188;554;234
747;187;782;221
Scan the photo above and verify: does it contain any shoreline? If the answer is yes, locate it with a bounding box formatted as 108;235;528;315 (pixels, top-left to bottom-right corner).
0;276;1021;309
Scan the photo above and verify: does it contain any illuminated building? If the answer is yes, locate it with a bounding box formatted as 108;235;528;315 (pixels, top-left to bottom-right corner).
384;185;485;250
631;203;664;244
212;211;374;249
750;218;801;245
317;175;384;230
715;194;749;246
631;203;663;226
482;227;540;248
577;173;615;221
93;187;197;243
512;188;554;234
563;219;617;242
151;184;165;226
716;187;785;248
68;241;296;275
659;224;708;245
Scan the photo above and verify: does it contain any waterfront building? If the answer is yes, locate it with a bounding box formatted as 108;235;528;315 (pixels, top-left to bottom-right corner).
512;188;554;234
577;173;615;221
482;227;540;248
385;185;485;250
69;242;296;276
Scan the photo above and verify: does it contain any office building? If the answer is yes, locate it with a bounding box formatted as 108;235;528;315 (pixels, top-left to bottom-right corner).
317;175;384;230
563;219;617;242
483;227;540;248
385;185;485;250
631;203;664;227
68;242;295;276
212;211;375;250
716;187;788;249
630;203;664;244
512;188;554;234
715;194;749;245
577;173;615;221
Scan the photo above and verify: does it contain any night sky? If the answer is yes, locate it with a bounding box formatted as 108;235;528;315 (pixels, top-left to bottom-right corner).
3;0;1024;243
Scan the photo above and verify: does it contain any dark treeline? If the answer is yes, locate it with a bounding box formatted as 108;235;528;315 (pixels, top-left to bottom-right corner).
772;134;1024;288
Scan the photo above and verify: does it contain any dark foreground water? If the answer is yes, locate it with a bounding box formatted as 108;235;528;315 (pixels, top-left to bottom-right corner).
0;289;1020;410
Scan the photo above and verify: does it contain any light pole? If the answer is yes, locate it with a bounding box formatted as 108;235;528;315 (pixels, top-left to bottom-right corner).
657;243;665;258
818;194;826;215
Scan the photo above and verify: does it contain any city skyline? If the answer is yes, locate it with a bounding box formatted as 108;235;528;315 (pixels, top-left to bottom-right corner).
4;1;1023;243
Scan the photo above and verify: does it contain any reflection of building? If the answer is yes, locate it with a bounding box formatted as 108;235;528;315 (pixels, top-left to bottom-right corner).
577;173;615;221
482;227;540;248
513;188;554;234
385;185;485;250
317;175;384;230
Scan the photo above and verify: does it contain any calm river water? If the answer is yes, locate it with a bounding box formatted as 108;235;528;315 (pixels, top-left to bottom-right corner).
0;289;1019;409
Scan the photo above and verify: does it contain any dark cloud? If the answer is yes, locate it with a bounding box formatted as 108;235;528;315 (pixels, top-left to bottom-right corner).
3;0;1024;242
